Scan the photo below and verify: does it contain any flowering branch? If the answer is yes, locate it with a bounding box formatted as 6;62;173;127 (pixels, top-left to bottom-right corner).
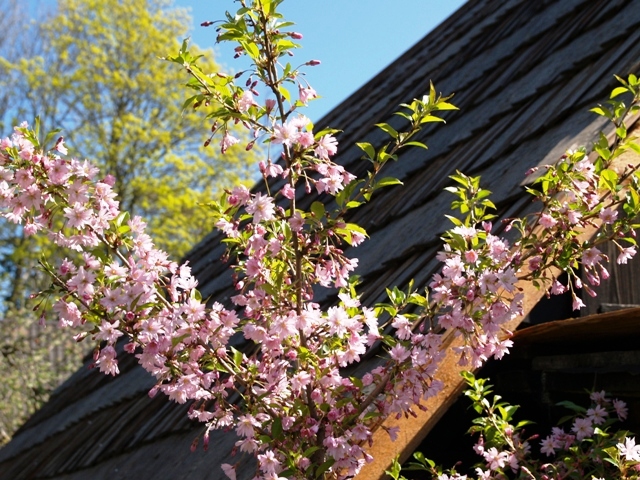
386;373;640;480
2;1;640;479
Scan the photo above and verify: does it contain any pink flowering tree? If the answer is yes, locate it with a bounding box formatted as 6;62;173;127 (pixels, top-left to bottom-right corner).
1;1;640;479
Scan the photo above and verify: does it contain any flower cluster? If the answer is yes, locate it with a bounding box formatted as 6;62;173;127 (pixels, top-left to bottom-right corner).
388;374;640;480
3;1;640;479
518;146;640;312
430;221;521;369
540;390;629;455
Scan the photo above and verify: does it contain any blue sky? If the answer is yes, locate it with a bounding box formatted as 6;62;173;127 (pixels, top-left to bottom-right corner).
26;0;466;122
182;1;466;121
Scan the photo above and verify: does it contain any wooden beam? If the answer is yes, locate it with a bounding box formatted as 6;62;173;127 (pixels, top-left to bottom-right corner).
358;276;549;479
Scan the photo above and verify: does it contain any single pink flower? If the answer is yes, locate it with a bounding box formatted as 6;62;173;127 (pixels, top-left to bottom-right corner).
55;136;68;155
246;192;275;223
281;183;295;199
572;295;585;311
581;247;602;267
221;464;236;480
95;346;119;376
539;213;557;229
272;121;299;147
220;131;239;154
314;134;338;160
298;84;317;104
614;399;628;420
599;207;618;224
571;417;593;440
617;246;636;264
237;90;257;112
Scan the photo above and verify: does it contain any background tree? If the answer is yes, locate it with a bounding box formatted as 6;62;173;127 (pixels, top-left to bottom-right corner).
0;0;256;444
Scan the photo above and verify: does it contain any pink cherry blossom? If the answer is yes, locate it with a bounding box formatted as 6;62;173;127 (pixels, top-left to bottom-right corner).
237;90;257;112
314;134;338;160
220;131;239;153
298;84;317;104
280;183;295;199
581;247;602;267
617;437;640;462
539;213;557;229
613;399;628;420
64;203;92;229
2;20;639;478
617;246;636;264
272;121;299;147
221;464;237;480
246;192;276;223
599;207;618;224
55;136;68;155
571;417;594;440
95;346;119;376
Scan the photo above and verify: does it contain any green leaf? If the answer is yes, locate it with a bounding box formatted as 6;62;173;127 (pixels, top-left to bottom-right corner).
384;457;402;480
627;141;640;155
315;458;336;479
271;417;283;440
241;40;260;60
610;86;629;98
420;114;445;123
189;288;202;301
42;128;63;151
556;400;587;414
404;140;428;150
599;168;618;192
375;122;399;139
230;347;243;367
310;201;325;219
377;150;398;162
481;199;496;210
276;39;299;52
114;210;130;228
258;0;272;15
314;127;341;138
590;105;613;119
278;84;291;103
445;214;463;226
335;178;363;207
412;451;426;465
356;142;375;160
345;223;367;236
349;376;363;389
375;177;403;188
515;420;536;429
302;446;320;458
593;426;608;437
449;172;470;187
435;101;458;110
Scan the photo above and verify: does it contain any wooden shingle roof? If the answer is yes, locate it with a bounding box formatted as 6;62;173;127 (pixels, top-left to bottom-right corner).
1;0;640;478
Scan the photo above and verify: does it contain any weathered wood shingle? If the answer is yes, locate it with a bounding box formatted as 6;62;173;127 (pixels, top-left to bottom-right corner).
1;0;640;478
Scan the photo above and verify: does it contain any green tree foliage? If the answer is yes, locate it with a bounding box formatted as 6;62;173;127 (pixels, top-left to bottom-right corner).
0;0;256;444
0;309;86;445
2;0;254;263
